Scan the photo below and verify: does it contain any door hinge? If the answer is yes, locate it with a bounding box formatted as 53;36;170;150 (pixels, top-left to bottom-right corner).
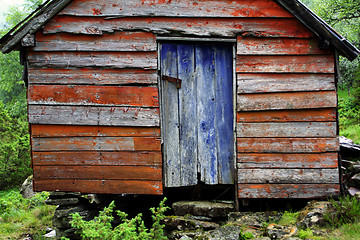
162;75;182;89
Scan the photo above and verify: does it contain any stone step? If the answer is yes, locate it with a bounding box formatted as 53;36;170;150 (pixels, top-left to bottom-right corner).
172;201;234;218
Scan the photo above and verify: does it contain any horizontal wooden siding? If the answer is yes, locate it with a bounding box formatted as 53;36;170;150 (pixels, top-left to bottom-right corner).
236;35;339;198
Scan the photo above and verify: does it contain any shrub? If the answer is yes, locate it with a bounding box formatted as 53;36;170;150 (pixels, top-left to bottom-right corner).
0;101;31;190
67;198;169;240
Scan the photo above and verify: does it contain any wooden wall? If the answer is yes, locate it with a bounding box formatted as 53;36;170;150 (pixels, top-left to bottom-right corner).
236;36;340;198
28;30;162;194
27;0;339;197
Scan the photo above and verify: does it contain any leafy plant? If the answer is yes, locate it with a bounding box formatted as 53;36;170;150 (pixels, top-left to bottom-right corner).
298;228;320;240
67;198;169;240
0;102;31;190
324;196;360;228
277;211;299;226
239;230;254;240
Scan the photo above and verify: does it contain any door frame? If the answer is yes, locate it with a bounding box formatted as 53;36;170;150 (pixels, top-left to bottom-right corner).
157;38;238;197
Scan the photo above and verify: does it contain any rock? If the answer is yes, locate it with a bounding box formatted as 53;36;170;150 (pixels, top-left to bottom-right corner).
171;230;203;239
266;223;297;239
228;211;282;228
44;229;56;238
341;159;354;169
164;216;219;231
54;203;89;218
296;201;330;229
172;201;234;218
20;175;35;199
198;224;243;240
349;174;360;188
45;197;80;206
340;136;360;160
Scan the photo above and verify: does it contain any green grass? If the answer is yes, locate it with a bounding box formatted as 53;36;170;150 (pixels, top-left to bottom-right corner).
324;222;360;240
0;189;56;240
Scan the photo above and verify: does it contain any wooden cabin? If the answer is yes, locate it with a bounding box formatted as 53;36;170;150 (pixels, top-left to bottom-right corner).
1;0;359;200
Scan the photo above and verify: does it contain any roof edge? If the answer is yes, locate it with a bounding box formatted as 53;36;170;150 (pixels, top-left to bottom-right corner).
0;0;72;53
275;0;360;61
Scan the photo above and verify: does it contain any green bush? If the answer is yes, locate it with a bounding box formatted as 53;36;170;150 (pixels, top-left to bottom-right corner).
66;198;169;240
0;101;31;190
324;196;360;228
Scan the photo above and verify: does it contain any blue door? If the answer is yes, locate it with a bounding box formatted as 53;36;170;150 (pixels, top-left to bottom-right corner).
160;42;234;187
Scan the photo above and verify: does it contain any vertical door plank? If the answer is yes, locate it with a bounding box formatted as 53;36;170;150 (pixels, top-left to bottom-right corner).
196;45;218;184
215;45;234;184
178;44;198;186
161;43;181;187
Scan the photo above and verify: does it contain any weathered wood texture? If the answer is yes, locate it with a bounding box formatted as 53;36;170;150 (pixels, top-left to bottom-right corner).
29;106;159;126
26;0;339;198
161;43;234;187
237;37;331;55
33;151;162;166
238;184;340;198
236;32;338;198
28;68;157;85
34;179;163;195
237;109;336;122
237;153;338;168
33;32;156;52
238;168;339;184
28;85;159;107
31;125;161;137
237;74;335;93
237;122;336;138
237;138;339;153
28;51;157;69
59;0;293;18
237;91;337;111
236;55;334;73
43;16;313;38
34;165;162;180
32;125;162;194
32;136;160;151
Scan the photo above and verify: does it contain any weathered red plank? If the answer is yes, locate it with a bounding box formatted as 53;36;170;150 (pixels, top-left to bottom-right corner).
43;16;313;38
237;138;339;153
28;105;160;126
28;85;159;107
28;51;157;69
237;91;337;111
236;109;337;122
32;151;162;166
237;168;339;184
237;122;336;138
28;68;157;85
33;31;156;51
237;37;330;55
237;153;338;168
34;165;162;180
59;0;293;18
237;73;335;93
238;184;340;198
236;55;334;73
33;179;163;195
31;125;160;137
32;137;161;151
